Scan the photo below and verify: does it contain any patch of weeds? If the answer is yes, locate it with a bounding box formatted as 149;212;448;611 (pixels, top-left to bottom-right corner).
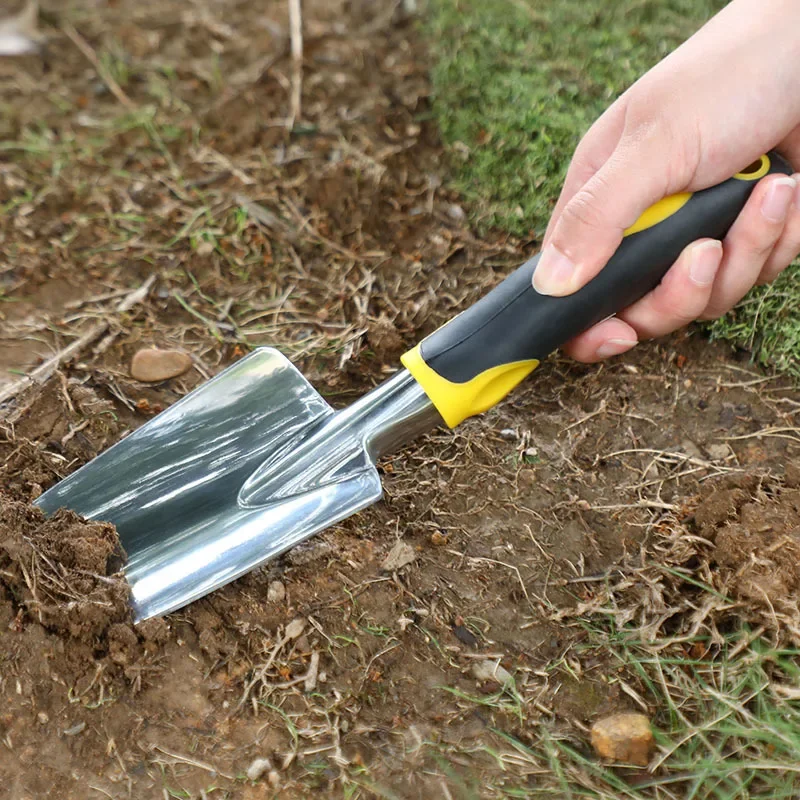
426;480;800;797
706;266;800;378
549;623;800;799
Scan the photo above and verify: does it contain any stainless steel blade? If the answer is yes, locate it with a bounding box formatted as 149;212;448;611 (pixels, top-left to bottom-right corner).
35;348;442;621
35;348;340;619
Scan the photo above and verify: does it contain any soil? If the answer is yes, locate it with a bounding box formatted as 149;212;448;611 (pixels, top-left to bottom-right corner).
1;1;800;798
696;474;800;631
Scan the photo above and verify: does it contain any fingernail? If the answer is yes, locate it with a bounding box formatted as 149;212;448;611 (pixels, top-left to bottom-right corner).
595;338;637;359
793;174;800;209
688;240;723;286
761;176;796;223
532;245;577;296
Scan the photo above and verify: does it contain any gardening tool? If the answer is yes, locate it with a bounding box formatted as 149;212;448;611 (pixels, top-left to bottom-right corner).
35;152;791;621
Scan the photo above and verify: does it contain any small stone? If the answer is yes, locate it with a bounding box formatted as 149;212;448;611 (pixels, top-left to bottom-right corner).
37;711;48;724
267;580;286;603
268;770;280;787
63;722;86;737
681;440;704;460
452;624;479;648
499;428;517;440
430;531;447;546
446;203;466;222
471;659;513;686
131;348;192;382
284;618;306;640
644;462;660;481
707;444;730;461
246;757;272;781
381;541;417;571
590;712;654;767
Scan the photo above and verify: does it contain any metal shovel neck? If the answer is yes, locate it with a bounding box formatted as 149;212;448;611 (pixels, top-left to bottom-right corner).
238;369;441;507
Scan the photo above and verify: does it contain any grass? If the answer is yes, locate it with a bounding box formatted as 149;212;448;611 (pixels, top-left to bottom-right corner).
424;0;800;376
430;564;800;797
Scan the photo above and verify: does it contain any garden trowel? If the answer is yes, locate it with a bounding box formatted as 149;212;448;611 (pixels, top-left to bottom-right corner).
35;152;791;621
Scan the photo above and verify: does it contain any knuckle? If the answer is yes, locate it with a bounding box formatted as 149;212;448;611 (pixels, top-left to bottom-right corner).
561;180;613;232
656;288;706;325
758;258;792;285
737;224;780;259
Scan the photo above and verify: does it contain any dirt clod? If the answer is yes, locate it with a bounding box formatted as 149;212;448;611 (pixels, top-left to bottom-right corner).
366;314;404;361
130;348;193;382
0;496;130;640
590;712;654;767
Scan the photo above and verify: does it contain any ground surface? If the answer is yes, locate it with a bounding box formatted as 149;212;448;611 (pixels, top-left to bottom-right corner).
2;2;800;799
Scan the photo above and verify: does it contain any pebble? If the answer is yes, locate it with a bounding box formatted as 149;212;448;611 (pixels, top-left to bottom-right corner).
499;428;517;440
63;722;86;737
430;531;447;546
471;659;513;686
267;580;286;603
130;348;192;382
284;618;306;640
246;757;272;781
381;540;417;571
681;439;704;460
590;712;654;767
707;444;730;461
446;203;466;222
37;711;48;724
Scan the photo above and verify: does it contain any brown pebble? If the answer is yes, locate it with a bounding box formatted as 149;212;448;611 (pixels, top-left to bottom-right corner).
430;531;447;546
131;348;192;382
590;712;654;766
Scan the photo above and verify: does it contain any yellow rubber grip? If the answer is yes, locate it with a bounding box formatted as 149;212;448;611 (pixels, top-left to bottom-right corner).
623;154;770;236
401;345;539;429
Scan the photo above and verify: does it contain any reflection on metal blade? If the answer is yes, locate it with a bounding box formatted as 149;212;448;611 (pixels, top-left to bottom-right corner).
127;468;381;619
35;347;440;621
33;348;372;620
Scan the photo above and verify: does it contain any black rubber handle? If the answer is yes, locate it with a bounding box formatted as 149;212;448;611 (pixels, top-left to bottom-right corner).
420;151;792;383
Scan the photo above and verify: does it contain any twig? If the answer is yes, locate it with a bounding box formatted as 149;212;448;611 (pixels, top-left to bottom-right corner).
722;426;800;444
288;0;303;127
150;745;233;780
0;276;155;410
62;22;136;111
565;398;607;431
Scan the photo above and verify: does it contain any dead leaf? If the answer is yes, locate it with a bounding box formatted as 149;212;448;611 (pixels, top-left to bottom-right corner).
381;540;416;571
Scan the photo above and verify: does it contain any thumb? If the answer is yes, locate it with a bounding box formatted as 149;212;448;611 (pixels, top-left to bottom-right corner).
533;132;675;297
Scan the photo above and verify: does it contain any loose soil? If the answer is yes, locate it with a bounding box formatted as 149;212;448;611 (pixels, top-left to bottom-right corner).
1;1;799;798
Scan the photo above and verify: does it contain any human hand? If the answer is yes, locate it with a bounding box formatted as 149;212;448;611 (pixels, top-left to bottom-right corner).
532;0;800;363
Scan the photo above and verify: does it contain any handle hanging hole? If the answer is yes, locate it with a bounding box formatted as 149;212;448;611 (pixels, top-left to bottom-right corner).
734;155;770;181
